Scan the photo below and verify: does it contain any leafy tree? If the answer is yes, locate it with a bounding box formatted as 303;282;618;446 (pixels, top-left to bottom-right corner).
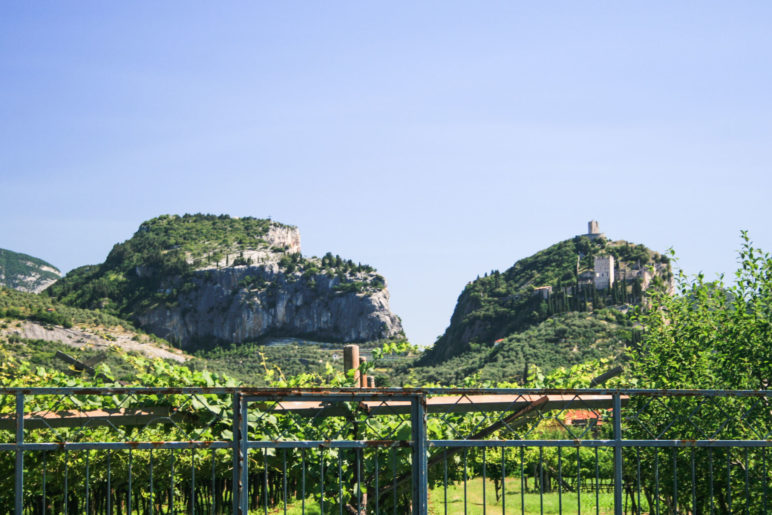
628;233;772;513
631;232;771;390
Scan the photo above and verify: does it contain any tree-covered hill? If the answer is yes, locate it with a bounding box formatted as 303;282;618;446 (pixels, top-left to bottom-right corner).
420;233;670;366
0;247;61;293
47;213;403;348
46;214;294;314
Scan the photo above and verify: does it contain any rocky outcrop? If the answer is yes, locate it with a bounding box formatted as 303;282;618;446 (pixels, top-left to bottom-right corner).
48;214;403;349
137;265;403;348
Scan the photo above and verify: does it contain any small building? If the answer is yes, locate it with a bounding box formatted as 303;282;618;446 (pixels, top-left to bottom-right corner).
594;255;615;290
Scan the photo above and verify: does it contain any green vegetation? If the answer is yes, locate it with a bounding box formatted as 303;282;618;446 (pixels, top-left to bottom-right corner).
0;247;60;291
0;286;135;330
621;232;772;513
631;232;770;390
189;342;345;385
3;335;151;381
404;311;636;386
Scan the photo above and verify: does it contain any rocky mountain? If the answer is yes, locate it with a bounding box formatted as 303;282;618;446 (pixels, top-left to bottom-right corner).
0;248;61;293
47;214;403;348
420;223;671;366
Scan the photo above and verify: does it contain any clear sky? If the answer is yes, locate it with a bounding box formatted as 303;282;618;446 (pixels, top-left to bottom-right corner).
2;2;771;347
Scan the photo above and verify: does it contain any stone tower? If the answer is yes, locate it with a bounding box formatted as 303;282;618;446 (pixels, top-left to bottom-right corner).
594;255;615;290
588;220;600;235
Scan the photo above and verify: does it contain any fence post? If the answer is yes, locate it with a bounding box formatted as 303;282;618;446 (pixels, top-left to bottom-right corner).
15;392;24;515
613;392;623;515
232;392;243;514
344;345;360;386
411;394;428;515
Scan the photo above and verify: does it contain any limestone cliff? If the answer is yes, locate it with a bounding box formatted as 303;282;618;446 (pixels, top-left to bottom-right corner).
48;214;403;348
137;264;401;346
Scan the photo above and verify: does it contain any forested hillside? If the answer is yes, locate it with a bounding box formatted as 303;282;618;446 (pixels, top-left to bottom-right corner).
401;309;638;385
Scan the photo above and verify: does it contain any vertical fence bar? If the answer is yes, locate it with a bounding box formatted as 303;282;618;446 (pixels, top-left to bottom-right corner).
264;448;269;515
613;393;623;515
42;452;47;515
128;448;132;515
301;448;306;514
282;449;288;515
557;446;562;515
443;451;448;515
671;448;678;513
85;451;90;515
463;449;468;515
691;448;696;515
232;393;241;515
15;392;24;515
171;449;176;515
107;450;112;515
375;450;380;515
240;396;249;515
192;449;197;515
502;447;506;515
411;394;428;515
482;448;487;514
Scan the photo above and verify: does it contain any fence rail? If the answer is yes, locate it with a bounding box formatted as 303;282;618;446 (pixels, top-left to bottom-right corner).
1;387;770;514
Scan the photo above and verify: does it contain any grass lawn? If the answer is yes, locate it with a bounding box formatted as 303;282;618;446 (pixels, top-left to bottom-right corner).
257;476;649;514
428;476;619;514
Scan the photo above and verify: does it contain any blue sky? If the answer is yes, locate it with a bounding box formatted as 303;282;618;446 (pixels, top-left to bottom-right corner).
2;2;771;347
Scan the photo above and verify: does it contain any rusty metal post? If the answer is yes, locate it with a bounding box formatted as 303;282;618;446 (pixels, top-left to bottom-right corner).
359;357;367;388
344;345;360;386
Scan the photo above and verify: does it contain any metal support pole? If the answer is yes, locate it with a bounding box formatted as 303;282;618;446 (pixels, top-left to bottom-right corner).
613;392;623;515
231;393;242;514
240;395;249;515
411;395;428;515
15;393;24;515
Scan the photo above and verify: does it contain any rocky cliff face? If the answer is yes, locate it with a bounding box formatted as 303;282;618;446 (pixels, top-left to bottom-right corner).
0;248;61;293
47;214;403;348
137;264;402;347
